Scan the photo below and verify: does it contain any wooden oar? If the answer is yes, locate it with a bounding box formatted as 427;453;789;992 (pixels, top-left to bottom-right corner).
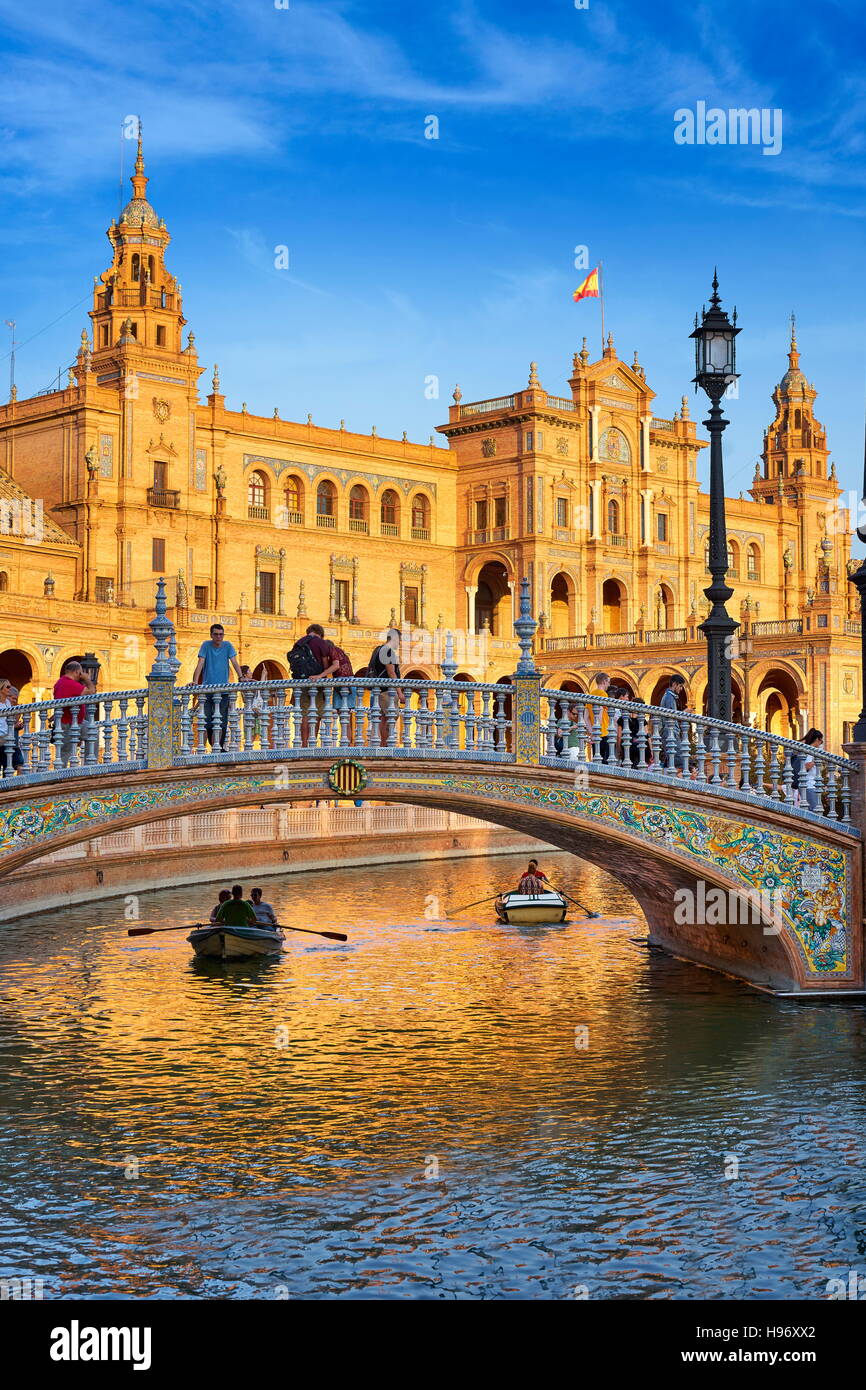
128;922;348;942
548;886;599;919
449;893;502;915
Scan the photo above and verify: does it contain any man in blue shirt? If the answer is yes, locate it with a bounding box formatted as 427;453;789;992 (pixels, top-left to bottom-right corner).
193;623;243;750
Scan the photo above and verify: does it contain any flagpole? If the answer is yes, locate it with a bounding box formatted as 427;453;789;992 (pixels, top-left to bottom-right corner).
599;261;606;355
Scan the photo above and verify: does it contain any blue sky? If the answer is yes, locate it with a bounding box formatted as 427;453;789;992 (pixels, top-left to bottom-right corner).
2;0;865;508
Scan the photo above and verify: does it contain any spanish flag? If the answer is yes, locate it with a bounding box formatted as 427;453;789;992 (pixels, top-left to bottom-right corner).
573;268;600;302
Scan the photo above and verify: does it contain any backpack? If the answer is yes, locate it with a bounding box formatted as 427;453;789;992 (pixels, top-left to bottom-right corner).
329;644;353;678
286;637;323;680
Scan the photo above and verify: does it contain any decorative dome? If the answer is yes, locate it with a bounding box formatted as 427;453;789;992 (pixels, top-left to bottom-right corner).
120;197;159;228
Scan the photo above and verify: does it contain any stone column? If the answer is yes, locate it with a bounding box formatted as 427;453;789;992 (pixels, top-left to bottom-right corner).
640;414;652;471
352;557;359;624
589;479;602;538
278;549;286;615
589;405;601;461
465;584;477;631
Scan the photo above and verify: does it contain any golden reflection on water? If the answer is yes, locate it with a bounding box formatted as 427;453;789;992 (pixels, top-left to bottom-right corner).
1;850;866;1299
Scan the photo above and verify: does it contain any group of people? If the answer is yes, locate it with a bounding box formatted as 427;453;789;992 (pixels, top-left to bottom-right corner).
209;884;279;930
555;669;825;805
193;620;402;754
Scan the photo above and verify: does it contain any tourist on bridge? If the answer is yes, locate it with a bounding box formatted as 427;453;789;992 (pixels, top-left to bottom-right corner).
52;659;96;768
209;889;231;923
214;884;257;927
369;627;405;745
249;887;278;928
584;671;612;762
0;682;23;778
194;624;243;751
799;728;824;812
660;676;688;774
289;623;340;746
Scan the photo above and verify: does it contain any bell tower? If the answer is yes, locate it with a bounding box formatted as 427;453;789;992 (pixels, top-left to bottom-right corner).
754;316;831;496
87;127;187;366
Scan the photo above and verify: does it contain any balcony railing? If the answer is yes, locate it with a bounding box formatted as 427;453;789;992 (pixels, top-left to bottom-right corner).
651;417;675;431
846;620;862;636
286;509;304;526
316;513;336;529
381;522;399;536
412;527;430;541
247;504;270;520
349;517;369;533
595;630;639;648
607;533;628;547
147;488;180;509
545;634;589;651
545;395;576;412
751;619;803;636
643;627;688;645
459;396;515;417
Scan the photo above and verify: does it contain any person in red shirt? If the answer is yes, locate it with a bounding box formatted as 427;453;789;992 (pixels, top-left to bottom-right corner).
299;623;339;746
53;659;95;767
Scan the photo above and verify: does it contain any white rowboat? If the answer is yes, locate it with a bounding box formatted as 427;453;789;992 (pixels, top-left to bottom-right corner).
494;890;568;925
187;924;285;960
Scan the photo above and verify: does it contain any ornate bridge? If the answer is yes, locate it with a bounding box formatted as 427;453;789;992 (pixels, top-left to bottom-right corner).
0;580;862;997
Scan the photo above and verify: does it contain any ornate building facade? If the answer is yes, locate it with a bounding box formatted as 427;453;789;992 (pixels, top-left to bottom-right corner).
0;139;859;747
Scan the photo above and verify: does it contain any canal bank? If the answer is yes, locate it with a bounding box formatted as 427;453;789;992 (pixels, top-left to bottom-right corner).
0;803;551;920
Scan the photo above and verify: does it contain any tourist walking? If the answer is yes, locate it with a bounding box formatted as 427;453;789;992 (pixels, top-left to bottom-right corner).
800;728;824;811
660;676;687;774
193;623;243;751
52;659;95;768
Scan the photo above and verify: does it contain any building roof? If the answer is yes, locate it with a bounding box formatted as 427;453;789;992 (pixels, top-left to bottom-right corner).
0;467;77;546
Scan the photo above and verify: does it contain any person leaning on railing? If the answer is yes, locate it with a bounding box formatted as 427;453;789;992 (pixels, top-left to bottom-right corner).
584;672;612;762
52;659;96;768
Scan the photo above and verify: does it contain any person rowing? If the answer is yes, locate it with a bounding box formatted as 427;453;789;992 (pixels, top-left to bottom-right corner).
214;883;257;927
517;859;548;896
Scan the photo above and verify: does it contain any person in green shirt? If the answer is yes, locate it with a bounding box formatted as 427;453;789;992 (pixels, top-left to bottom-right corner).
215;884;257;927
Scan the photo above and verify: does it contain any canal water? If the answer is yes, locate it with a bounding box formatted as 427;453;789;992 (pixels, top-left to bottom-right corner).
1;850;865;1301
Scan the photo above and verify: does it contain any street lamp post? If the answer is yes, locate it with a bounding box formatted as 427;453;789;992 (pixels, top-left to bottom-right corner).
691;272;740;722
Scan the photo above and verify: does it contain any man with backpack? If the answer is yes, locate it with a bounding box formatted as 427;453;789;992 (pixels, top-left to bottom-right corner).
367;626;405;745
287;623;340;746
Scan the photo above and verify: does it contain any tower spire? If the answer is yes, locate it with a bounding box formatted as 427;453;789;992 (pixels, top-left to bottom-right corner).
131;120;148;201
787;311;800;373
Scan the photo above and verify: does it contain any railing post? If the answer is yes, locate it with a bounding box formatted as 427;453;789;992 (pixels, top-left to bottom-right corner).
513;576;540;765
843;743;866;839
146;577;180;770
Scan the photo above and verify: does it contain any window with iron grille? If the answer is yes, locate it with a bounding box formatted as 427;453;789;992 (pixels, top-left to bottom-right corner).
194;585;209;610
95;577;114;603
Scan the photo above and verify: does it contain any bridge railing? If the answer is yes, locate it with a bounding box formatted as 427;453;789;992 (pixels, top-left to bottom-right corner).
171;677;513;760
542;691;853;824
0;688;148;782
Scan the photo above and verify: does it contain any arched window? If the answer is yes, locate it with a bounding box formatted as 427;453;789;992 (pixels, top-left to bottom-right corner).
411;494;430;539
247;471;269;517
794;408;802;429
349;485;369;532
607;499;619;535
316;480;337;527
380;489;400;534
131;253;140;282
747;543;760;581
284;475;304;522
147;255;155;281
727;540;739;575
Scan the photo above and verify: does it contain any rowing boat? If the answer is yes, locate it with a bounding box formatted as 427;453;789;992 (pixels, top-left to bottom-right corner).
494;889;568;925
187;924;285;960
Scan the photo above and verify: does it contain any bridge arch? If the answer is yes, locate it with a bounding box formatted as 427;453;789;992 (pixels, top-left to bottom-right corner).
0;760;856;996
